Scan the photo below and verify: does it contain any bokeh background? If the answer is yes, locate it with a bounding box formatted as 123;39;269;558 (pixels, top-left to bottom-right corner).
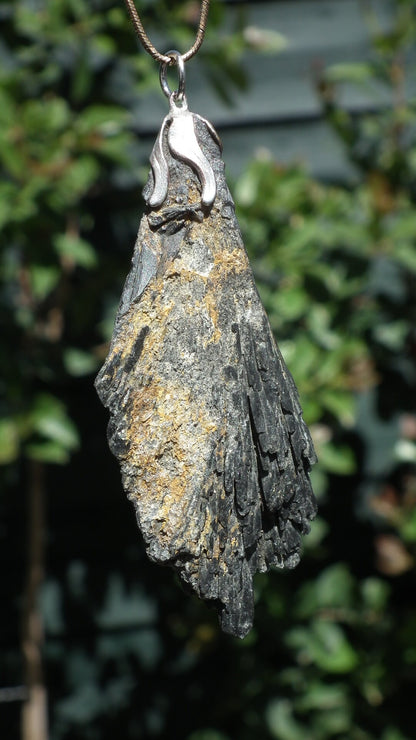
1;1;416;738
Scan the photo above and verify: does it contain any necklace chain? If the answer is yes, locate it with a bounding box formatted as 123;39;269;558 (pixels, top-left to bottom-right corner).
123;0;210;65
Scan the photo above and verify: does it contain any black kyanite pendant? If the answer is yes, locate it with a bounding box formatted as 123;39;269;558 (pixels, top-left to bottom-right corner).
95;88;317;638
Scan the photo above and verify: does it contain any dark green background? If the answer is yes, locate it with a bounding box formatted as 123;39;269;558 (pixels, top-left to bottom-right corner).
1;1;416;738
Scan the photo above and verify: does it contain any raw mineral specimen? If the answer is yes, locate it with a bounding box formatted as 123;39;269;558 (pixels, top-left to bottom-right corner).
95;104;317;638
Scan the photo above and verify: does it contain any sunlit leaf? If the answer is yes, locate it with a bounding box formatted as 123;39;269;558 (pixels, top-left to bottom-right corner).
326;62;375;84
0;419;19;464
29;265;60;301
26;440;71;464
64;348;99;377
317;442;356;475
400;509;416;543
54;233;98;269
360;578;390;612
30;394;79;451
320;390;356;427
266;699;305;740
295;563;355;618
287;620;359;674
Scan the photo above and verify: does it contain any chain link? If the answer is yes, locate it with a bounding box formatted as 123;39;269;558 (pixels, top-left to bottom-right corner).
123;0;210;65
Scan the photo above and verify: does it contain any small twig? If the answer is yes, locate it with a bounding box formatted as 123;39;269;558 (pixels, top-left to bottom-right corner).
21;461;49;740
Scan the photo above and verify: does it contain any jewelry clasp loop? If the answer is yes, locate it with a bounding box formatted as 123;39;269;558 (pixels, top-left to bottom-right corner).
160;50;186;103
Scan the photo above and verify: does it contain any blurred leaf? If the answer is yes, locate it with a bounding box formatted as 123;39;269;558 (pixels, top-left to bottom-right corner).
64;348;99;377
54;233;98;269
381;729;413;740
317;442;356;475
326;62;375;84
26;440;71;465
314;705;352;735
295;681;349;712
401;509;416;543
0;418;19;464
266;699;305;740
30;394;79;452
295;563;355;618
272;288;309;322
76;105;130;135
29;265;60;301
243;26;288;53
375;535;413;576
374;321;409;351
395;440;416;463
308;465;329;498
320;390;356;428
48;156;100;209
360;578;390;612
22;97;70;134
287;620;359;673
0;183;18;229
187;731;230;740
303;516;329;549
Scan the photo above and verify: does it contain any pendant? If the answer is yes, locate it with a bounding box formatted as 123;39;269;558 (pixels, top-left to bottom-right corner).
95;52;317;638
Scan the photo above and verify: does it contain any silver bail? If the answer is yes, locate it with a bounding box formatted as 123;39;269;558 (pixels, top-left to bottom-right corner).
159;50;186;104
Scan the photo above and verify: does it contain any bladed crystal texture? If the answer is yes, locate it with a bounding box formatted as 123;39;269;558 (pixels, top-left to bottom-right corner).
95;103;317;638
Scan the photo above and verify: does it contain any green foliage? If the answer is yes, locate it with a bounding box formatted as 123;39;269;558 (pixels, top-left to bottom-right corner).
1;2;416;740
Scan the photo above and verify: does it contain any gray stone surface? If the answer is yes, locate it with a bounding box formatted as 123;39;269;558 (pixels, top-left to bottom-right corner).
95;107;317;638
